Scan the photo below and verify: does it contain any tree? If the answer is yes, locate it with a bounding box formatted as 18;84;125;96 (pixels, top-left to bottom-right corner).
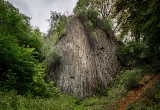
0;0;49;95
113;0;160;69
74;0;116;19
113;0;160;43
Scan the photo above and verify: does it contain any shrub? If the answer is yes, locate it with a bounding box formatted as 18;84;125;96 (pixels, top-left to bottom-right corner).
44;47;61;76
44;13;67;74
78;9;113;31
119;68;143;90
117;41;148;67
78;9;99;26
126;81;160;110
0;91;78;110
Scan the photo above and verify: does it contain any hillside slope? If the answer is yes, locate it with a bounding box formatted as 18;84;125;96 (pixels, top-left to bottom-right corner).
118;74;160;110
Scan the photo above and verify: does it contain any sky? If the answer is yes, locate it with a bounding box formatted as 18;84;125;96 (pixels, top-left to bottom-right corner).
7;0;78;33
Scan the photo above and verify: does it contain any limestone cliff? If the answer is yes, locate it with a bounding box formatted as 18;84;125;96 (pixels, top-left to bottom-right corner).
48;16;121;98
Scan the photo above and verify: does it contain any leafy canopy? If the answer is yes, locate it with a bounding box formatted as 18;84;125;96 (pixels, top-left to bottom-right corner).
113;0;160;56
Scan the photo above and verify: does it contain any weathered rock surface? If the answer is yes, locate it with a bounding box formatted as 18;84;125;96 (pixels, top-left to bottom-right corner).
48;17;121;98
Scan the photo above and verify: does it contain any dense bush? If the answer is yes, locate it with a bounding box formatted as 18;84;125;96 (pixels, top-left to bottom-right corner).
118;68;143;90
77;9;114;41
113;0;160;62
117;41;148;67
0;91;78;110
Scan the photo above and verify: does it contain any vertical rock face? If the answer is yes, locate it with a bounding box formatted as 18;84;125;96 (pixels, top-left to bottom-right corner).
49;17;121;98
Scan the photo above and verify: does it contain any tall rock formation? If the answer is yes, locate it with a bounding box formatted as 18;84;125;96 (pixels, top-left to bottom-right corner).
48;16;121;98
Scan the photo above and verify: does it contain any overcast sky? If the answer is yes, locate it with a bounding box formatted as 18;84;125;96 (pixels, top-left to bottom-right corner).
7;0;78;33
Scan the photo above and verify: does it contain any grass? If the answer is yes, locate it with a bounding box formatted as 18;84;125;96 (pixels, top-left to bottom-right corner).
0;91;110;110
0;91;78;110
1;68;157;110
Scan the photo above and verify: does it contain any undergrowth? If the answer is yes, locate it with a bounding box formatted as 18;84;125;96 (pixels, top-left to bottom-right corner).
0;68;145;110
126;81;160;110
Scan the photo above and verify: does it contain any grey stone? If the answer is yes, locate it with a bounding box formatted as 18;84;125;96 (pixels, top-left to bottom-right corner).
48;17;121;98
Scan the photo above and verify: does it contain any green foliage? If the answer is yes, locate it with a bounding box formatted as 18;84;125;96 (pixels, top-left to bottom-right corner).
78;9;98;31
0;90;116;110
45;47;61;73
118;68;143;90
52;15;68;44
73;0;91;14
113;0;160;59
0;0;56;97
126;81;160;110
0;68;150;110
29;28;44;57
74;0;112;19
0;33;37;92
74;0;114;36
97;18;113;36
46;12;68;44
97;68;143;109
44;12;68;73
78;9;113;37
0;91;78;110
117;41;148;67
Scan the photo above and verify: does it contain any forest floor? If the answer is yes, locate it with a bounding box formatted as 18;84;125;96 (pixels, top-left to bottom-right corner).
118;73;160;110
